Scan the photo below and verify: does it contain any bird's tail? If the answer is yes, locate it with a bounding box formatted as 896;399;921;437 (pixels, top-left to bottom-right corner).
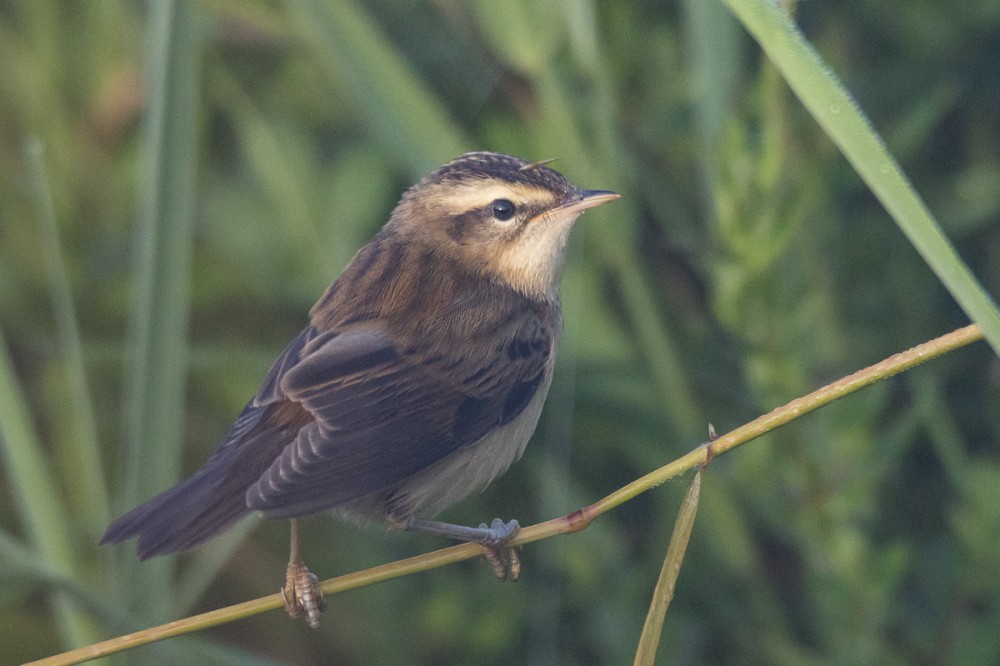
100;461;253;559
101;399;309;559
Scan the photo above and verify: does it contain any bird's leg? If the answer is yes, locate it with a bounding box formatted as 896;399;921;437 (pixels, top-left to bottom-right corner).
405;516;522;581
281;518;326;628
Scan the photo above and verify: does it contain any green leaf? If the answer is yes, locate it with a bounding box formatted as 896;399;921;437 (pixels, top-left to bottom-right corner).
119;0;202;621
722;0;1000;356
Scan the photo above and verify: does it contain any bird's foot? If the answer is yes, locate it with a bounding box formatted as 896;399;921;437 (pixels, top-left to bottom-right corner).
282;558;326;629
404;516;522;580
476;517;520;547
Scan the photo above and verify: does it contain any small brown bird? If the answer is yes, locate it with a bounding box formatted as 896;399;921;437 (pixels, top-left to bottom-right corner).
102;152;619;627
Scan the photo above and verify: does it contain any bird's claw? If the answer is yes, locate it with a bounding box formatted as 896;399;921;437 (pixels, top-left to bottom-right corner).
483;543;521;581
283;559;326;629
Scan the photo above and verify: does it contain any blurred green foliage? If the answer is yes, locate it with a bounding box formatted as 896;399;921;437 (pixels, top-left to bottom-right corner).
1;1;999;664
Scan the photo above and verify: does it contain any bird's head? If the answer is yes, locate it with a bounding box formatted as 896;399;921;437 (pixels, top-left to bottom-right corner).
388;152;619;301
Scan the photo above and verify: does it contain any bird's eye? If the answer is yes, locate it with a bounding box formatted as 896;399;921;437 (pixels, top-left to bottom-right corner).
490;199;517;221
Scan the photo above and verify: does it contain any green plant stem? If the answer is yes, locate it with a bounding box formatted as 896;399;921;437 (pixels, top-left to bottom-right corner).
634;467;703;666
119;0;200;620
0;327;97;649
588;324;982;518
721;0;1000;356
28;323;983;665
24;138;110;536
291;0;468;176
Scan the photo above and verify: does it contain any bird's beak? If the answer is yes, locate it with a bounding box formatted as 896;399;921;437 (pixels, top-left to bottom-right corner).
556;189;620;215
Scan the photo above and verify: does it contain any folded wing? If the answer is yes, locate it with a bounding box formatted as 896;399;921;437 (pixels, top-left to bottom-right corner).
245;316;552;519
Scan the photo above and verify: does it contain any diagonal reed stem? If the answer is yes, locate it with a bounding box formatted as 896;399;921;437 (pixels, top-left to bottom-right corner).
27;323;984;666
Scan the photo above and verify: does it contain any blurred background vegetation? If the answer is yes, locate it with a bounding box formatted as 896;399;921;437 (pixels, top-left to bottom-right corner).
1;1;999;664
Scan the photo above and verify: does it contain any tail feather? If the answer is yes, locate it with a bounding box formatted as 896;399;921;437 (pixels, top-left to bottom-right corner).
102;398;312;558
100;462;252;559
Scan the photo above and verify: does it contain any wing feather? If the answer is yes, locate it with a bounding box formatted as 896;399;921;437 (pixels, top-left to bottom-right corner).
245;313;553;519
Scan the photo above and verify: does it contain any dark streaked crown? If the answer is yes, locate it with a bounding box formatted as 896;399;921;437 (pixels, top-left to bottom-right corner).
419;152;574;198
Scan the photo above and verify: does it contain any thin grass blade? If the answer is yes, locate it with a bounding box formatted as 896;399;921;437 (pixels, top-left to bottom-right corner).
119;0;201;620
24;138;110;538
290;0;468;177
634;468;703;666
721;0;1000;355
0;326;98;647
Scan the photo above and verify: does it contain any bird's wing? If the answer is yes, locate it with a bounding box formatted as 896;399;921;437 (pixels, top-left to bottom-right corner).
245;316;553;518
